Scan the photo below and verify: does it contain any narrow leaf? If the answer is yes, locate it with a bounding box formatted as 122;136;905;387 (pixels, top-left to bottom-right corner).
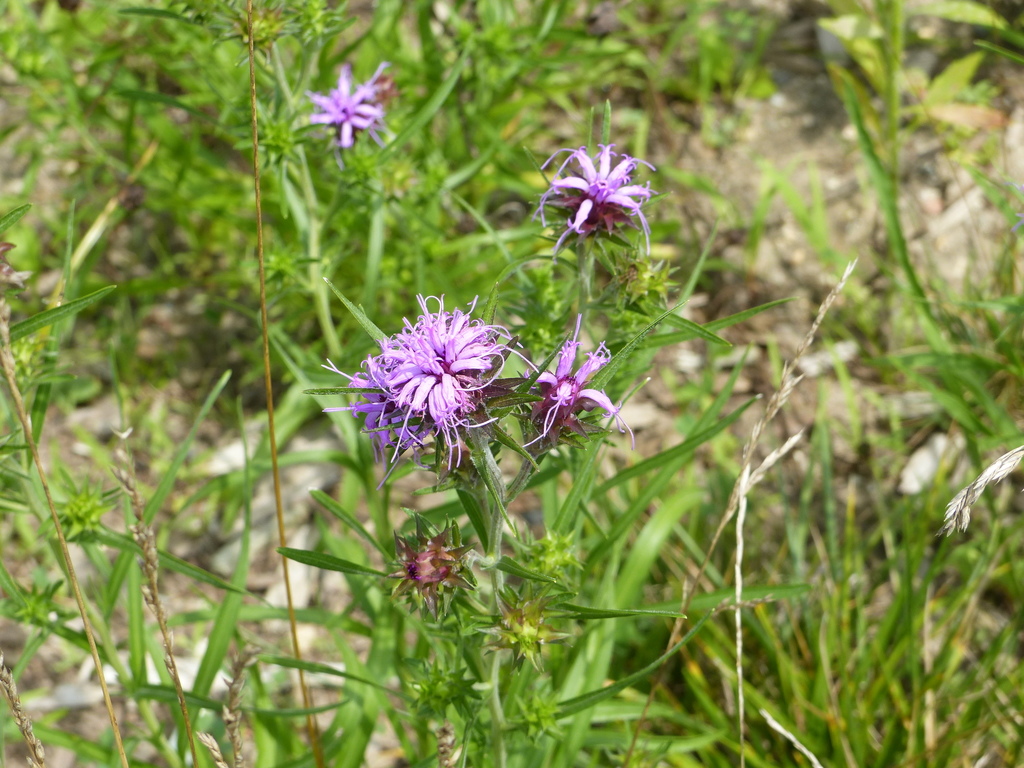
589;303;682;391
278;547;387;577
310;489;388;556
323;278;386;342
557;611;710;717
260;654;408;697
93;529;247;594
496;556;559;584
555;603;684;620
9;286;117;342
304;387;380;396
0;204;30;236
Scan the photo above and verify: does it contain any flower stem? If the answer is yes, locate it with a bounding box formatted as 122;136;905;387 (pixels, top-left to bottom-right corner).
576;237;594;324
270;47;341;359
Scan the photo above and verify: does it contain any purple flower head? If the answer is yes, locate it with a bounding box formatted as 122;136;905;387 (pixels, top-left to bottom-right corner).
531;317;632;445
323;296;513;469
307;62;391;150
381;295;512;456
322;355;426;463
535;144;656;254
390;521;474;619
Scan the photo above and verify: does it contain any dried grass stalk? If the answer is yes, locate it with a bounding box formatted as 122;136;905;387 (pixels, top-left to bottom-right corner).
199;733;231;768
437;720;456;768
224;649;256;768
760;708;824;768
0;650;46;768
624;260;857;768
939;445;1024;536
113;447;200;768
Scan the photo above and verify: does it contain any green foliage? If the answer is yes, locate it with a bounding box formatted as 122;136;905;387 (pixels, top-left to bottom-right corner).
1;1;1023;768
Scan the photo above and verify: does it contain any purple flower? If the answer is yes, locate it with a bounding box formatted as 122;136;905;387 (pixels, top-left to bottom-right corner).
324;296;513;467
307;62;391;150
531;317;631;445
535;144;656;254
323;355;426;462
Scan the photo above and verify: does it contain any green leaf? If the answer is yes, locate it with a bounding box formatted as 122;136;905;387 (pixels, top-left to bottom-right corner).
9;285;117;342
495;556;560;584
557;611;709;717
481;257;547;325
457;488;490;552
260;655;408;697
92;529;247;595
651;583;812;613
303;387;379;396
555;603;685;620
597;397;756;494
116;89;212;121
976;40;1024;67
309;489;388;557
908;0;1006;27
643;315;730;349
278;547;387;577
0;204;30;237
118;7;195;22
323;278;386;343
550;434;603;534
145;370;231;525
817;15;883;43
467;426;511;535
490;423;539;470
589;303;682;391
923;52;984;106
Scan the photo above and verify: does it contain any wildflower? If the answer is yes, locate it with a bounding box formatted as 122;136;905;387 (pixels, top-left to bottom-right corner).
536;143;656;254
391;522;474;618
531;317;631;445
307;62;391;150
322;354;426;462
323;295;514;467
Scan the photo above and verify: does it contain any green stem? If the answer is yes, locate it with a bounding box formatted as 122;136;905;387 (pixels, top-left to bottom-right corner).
881;0;904;181
270;48;340;358
486;490;505;562
505;457;536;505
575;237;594;324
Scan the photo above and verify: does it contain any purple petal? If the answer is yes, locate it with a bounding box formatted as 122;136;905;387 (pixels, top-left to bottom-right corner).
570;199;594;232
577;388;617;414
597;144;613;179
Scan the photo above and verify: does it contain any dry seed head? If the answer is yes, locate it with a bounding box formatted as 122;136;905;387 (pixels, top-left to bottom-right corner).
940;445;1024;536
199;733;231;768
437;720;456;768
0;651;46;768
